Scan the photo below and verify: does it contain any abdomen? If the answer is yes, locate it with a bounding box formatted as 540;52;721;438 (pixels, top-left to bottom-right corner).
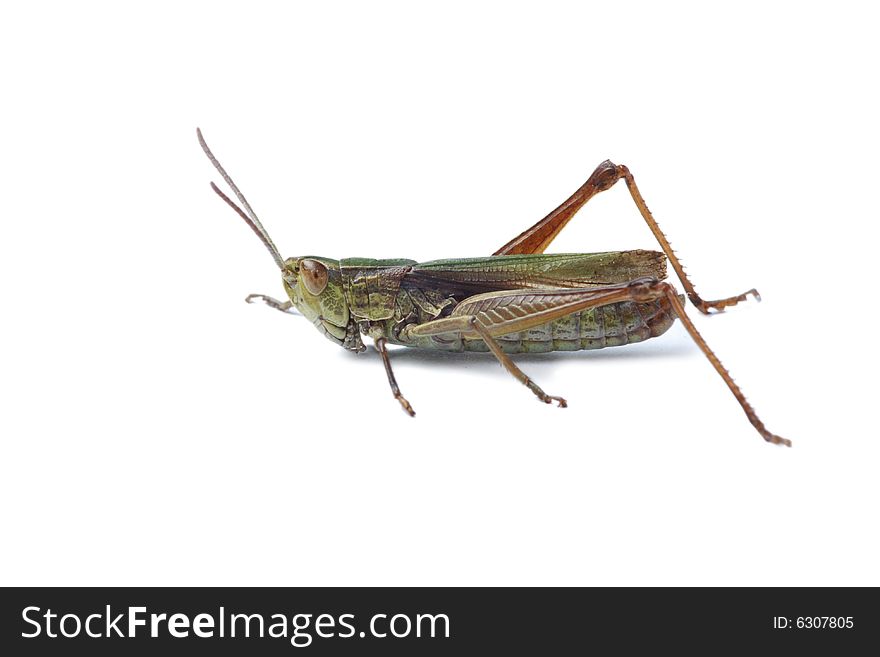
461;296;678;354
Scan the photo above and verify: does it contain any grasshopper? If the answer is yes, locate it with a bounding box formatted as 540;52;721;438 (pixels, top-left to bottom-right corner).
198;129;789;446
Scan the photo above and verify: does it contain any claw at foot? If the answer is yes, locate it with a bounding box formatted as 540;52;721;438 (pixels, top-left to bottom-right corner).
692;288;761;314
762;431;792;448
539;393;568;408
396;395;416;417
527;380;567;408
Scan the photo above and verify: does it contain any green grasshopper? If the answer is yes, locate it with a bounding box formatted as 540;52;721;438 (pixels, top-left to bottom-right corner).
198;129;789;447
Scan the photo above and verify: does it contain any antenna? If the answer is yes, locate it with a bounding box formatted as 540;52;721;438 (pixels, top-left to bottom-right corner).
197;128;286;269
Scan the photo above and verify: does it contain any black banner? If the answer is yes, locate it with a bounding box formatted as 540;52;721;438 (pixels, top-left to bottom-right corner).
1;587;876;654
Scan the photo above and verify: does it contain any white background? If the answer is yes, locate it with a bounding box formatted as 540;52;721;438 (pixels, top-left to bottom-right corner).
2;2;878;586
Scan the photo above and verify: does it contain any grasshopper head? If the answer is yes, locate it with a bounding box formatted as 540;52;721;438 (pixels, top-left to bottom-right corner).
281;256;351;345
198;129;358;349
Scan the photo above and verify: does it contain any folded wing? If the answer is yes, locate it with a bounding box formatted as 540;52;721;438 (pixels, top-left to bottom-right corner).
407;250;666;295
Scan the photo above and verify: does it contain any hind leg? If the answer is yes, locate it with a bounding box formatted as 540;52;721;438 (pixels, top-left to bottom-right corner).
493;160;760;315
405;280;788;446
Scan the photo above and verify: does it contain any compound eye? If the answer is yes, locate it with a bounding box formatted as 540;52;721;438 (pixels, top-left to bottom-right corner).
300;258;329;296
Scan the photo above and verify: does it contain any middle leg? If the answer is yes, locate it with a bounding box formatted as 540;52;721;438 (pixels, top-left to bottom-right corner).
468;317;568;407
403;313;568;407
369;328;416;417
